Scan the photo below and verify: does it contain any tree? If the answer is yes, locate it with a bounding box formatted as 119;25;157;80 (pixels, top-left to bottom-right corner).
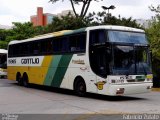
146;4;160;79
49;0;103;19
0;22;49;49
10;22;35;40
47;12;89;32
4;22;49;42
0;41;8;49
47;10;142;33
86;11;142;28
149;5;160;15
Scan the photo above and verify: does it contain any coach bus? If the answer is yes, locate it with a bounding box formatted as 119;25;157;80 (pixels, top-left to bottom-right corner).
0;49;7;78
7;25;153;96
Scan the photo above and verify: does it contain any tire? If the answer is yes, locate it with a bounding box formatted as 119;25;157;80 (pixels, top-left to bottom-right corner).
16;73;23;86
74;78;86;97
22;74;29;87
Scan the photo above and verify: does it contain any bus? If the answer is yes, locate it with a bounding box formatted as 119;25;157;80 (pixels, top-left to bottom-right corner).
7;25;153;96
0;49;7;78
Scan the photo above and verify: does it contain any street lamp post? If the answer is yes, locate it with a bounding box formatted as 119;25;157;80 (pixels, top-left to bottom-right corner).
102;5;115;16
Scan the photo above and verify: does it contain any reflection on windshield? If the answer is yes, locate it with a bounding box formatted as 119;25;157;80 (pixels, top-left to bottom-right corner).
108;31;148;44
114;46;134;69
135;48;151;75
113;45;134;75
112;45;152;75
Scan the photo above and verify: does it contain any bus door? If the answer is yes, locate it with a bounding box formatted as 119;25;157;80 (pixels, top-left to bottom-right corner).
89;29;110;94
90;46;109;94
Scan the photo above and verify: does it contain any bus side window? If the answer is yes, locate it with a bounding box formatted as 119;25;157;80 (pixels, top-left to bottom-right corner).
69;33;86;53
8;45;13;57
14;44;20;57
53;38;61;53
61;37;69;53
30;42;41;55
79;33;86;51
90;29;106;45
46;39;53;54
21;43;29;56
70;35;78;52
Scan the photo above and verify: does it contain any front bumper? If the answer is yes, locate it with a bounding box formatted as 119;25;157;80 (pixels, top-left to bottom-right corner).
108;82;153;96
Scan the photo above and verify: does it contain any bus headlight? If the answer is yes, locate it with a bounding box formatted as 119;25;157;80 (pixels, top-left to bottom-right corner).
111;79;124;84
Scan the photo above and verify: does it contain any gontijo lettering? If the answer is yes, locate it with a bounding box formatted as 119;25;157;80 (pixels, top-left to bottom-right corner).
21;58;39;64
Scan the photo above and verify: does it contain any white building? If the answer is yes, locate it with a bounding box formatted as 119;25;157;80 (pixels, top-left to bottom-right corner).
57;10;75;18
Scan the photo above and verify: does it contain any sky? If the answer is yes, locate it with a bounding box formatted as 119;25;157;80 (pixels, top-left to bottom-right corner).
0;0;159;26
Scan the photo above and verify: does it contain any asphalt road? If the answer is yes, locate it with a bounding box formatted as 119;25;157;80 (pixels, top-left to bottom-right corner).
0;78;160;115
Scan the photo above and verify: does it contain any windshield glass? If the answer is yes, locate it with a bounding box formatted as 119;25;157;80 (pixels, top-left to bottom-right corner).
0;54;7;69
112;45;152;75
108;30;148;44
135;47;151;74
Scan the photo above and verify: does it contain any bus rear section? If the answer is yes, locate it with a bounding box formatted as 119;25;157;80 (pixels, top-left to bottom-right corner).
0;49;7;78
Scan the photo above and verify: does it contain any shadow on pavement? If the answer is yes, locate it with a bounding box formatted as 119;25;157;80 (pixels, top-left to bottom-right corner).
13;82;146;102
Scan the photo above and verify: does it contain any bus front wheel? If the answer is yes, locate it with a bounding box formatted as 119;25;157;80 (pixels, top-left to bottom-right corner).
74;78;86;97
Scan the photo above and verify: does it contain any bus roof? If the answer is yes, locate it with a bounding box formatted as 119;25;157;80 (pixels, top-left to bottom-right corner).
86;25;144;33
0;49;7;54
9;25;144;45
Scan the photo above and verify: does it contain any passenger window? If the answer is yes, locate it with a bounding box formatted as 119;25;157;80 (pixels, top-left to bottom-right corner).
69;33;86;53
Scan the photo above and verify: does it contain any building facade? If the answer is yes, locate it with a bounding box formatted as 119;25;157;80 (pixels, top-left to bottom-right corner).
30;7;56;26
57;10;74;18
30;7;74;27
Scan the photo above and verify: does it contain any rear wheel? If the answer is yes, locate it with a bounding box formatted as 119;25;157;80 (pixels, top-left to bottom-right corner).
16;73;22;86
74;78;86;97
22;74;29;87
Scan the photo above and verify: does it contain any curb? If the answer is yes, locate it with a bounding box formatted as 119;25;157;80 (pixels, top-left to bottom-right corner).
152;88;160;92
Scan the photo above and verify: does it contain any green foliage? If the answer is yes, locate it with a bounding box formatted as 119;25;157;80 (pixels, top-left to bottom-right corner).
87;11;142;28
146;19;160;60
34;26;49;36
47;13;88;32
0;41;8;49
0;22;48;49
47;11;141;32
10;22;35;40
146;4;160;77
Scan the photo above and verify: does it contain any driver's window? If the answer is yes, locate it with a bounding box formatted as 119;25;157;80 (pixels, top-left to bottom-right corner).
90;29;106;45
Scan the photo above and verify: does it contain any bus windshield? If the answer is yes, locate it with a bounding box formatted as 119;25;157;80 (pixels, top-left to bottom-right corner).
108;30;148;44
112;45;152;75
0;54;7;69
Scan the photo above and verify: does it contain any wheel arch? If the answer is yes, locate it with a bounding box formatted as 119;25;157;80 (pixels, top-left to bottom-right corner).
73;76;86;90
22;72;29;83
